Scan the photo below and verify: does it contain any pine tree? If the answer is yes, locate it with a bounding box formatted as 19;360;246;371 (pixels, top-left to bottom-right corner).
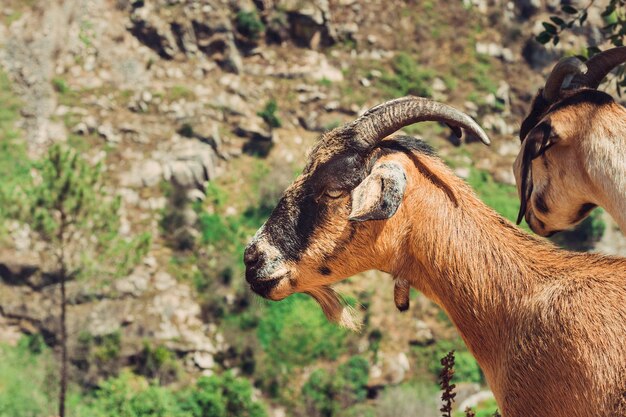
17;144;150;417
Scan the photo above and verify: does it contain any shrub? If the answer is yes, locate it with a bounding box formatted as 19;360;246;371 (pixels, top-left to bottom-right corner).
136;343;180;384
180;372;267;417
161;182;198;251
418;339;483;385
302;369;336;417
78;370;185;417
380;53;435;98
302;356;370;417
80;370;267;417
52;77;70;94
257;293;347;367
0;339;58;417
236;10;265;40
92;331;122;363
337;356;370;403
257;99;282;129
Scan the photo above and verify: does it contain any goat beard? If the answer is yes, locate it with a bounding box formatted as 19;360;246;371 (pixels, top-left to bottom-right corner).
305;286;362;332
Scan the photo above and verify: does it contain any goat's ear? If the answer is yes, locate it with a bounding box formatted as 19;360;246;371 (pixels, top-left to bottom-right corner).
516;121;558;224
524;121;559;158
349;161;407;222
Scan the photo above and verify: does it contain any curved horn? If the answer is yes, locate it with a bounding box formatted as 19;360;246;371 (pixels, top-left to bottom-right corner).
351;96;491;146
571;46;626;89
543;57;587;102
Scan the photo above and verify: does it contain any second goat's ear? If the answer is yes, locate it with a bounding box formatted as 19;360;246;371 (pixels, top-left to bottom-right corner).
349;162;407;222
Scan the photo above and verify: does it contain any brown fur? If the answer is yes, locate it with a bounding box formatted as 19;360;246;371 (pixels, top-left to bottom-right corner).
262;148;626;417
515;88;626;234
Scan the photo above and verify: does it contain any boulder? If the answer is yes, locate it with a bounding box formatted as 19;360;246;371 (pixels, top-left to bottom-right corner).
129;7;179;59
369;351;410;386
277;0;336;48
409;319;435;346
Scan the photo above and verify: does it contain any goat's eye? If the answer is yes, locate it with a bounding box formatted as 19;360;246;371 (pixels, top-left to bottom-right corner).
325;189;344;199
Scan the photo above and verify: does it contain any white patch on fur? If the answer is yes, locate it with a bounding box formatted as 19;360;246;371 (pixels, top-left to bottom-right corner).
306;286;362;332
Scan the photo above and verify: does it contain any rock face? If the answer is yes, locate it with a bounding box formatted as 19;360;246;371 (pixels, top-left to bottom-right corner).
0;0;75;151
0;252;225;378
128;1;243;73
122;134;219;191
368;351;410;386
277;0;336;48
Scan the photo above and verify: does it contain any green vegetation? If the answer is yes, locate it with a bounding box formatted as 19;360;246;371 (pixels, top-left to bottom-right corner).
79;370;267;417
92;332;122;363
136;343;180;384
0;337;58;417
380;53;435;98
52;77;71;94
166;85;196;102
4;2;617;416
467;54;498;95
466;168;524;227
6;145;150;416
236;10;265;40
0;70;30;233
19;145;151;278
1;339;267;417
455;398;500;417
160;182;197;251
302;356;369;417
425;340;483;384
258;293;348;367
257;99;282;128
536;2;626;95
318;77;333;87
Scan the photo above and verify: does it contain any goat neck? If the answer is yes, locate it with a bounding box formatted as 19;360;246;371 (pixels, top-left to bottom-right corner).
374;152;626;415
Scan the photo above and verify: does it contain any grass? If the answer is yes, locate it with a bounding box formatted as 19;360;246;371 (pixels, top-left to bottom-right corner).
52;77;70;94
257;99;282;129
0;337;58;417
1;337;267;417
380;53;435;98
166;85;196;102
466;168;527;229
0;70;31;235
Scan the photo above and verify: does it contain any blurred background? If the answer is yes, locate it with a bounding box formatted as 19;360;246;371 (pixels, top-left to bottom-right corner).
0;0;625;416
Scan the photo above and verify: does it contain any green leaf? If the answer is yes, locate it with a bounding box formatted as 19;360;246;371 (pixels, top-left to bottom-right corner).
579;11;588;25
552;35;560;46
542;22;558;34
550;16;565;26
536;31;552;45
561;5;578;14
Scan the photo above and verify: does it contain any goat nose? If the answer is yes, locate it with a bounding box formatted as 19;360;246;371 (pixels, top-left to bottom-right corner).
244;245;261;267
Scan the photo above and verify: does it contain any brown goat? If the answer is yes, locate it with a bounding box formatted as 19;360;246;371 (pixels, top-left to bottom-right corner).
515;47;626;235
244;97;626;417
